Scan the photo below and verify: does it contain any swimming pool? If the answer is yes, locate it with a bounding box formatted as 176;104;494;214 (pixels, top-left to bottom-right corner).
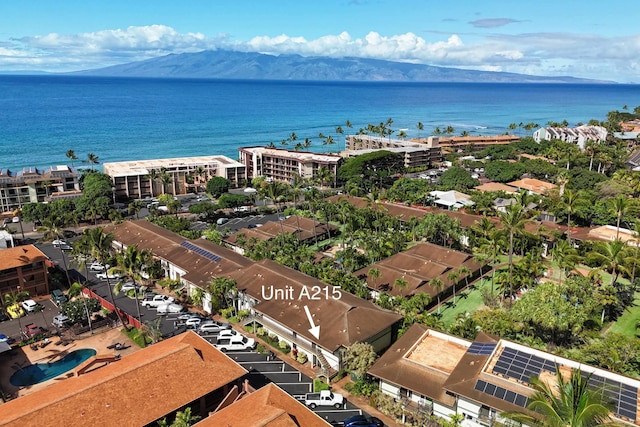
10;348;97;387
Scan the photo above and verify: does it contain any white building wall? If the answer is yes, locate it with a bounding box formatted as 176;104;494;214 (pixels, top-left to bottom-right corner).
433;401;456;421
379;381;400;398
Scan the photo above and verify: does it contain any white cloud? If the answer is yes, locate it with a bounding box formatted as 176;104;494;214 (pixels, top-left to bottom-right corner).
1;24;638;81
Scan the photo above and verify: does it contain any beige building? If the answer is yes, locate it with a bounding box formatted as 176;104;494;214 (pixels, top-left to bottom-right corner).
344;135;442;168
104;156;246;199
239;146;341;183
0;165;80;213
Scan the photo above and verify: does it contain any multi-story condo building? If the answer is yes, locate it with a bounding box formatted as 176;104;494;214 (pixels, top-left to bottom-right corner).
344;135;442;168
533;125;607;149
0;165;80;213
104;156;246;199
238;147;341;184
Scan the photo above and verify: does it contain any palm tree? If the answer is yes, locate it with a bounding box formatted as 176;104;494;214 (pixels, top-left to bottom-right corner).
86;227;127;329
430;277;445;315
552;240;581;285
85;153;100;171
159;168;172;195
368;268;381;290
207;277;238;315
3;290;30;332
562;189;584;242
66;149;78;168
458;265;471;290
146;169;160;197
417;122;424;139
610;195;629;239
498;203;528;301
393;276;409;297
41;216;72;286
447;270;459;304
128;200;143;220
588;239;629;287
502;368;614;427
68;282;93;334
111;245;151;338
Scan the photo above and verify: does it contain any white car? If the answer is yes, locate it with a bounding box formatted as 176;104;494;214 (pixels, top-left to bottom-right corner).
156;303;184;315
52;314;70;328
217;329;239;338
89;262;108;272
96;272;122;281
198;321;231;334
120;282;141;293
184;318;202;329
21;299;39;313
215;335;256;352
51;239;67;246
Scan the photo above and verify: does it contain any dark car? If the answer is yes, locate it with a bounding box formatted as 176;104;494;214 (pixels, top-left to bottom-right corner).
51;289;68;306
343;415;384;427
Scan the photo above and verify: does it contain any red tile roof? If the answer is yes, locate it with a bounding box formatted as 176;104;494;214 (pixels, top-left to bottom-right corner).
0;245;48;271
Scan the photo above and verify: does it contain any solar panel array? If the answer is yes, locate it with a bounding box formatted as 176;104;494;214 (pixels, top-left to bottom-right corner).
583;372;638;421
492;347;556;383
474;380;529;408
181;241;222;262
467;342;497;356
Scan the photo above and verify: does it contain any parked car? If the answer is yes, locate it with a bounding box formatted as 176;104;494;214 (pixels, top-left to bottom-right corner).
51;239;67;247
6;304;24;319
141;294;175;308
156;303;184;315
214;335;256;352
52;314;71;328
0;311;9;322
120;282;142;293
21;299;39;313
60;244;73;251
342;415;384;427
197;321;231;335
96;272;122;281
304;390;345;409
89;262;108;272
216;217;229;225
24;323;46;337
184;317;202;329
50;289;68;306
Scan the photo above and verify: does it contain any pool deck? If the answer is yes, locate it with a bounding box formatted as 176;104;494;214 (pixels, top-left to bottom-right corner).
0;328;139;399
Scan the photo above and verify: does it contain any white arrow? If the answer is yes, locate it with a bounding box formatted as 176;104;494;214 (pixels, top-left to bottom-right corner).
304;305;320;339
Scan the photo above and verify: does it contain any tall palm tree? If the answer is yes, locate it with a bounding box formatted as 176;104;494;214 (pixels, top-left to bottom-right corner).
85;153;100;171
111;245;151;338
65;149;78;168
159;168;172;195
68;282;93;334
86;227;128;329
41;216;72;286
447;270;459;304
498;203;528;301
430;277;445;315
610;195;629;239
588;239;629;287
502;368;614;427
146;169;160;197
128;200;144;220
562;189;584;242
368;268;381;290
552;240;581;285
393;277;409;297
417;122;424;139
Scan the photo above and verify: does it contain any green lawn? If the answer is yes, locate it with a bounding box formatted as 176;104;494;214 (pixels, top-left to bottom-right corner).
606;292;640;338
438;278;493;326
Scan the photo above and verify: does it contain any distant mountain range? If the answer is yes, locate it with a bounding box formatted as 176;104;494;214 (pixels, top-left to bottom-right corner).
73;50;611;84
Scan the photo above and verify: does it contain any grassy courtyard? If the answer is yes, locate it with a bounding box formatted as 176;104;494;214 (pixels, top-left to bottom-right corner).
606;292;640;338
438;277;494;326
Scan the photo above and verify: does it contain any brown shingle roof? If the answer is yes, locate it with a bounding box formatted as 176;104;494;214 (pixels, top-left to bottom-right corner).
0;245;48;271
224;216;336;246
227;260;402;352
354;243;484;297
196;383;332;426
368;325;468;407
106;220;252;288
326;196;430;222
0;332;247;427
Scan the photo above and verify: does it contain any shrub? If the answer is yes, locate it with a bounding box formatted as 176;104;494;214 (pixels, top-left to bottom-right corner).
256;327;267;337
297;353;308;364
220;308;234;319
278;340;291;352
237;309;251;321
256;343;266;354
268;333;278;342
313;378;330;392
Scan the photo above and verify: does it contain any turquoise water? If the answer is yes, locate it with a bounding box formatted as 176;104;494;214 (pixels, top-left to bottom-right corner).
1;75;640;170
10;348;97;386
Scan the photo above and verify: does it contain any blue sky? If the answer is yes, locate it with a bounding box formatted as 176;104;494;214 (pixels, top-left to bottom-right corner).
1;0;638;82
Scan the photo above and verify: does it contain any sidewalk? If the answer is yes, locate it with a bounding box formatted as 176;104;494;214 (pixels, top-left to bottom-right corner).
222;316;402;427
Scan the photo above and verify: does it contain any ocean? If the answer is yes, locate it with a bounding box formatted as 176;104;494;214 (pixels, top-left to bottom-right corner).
2;75;640;171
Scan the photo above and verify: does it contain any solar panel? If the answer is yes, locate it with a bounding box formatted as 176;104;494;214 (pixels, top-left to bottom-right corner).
492;347;556;382
467;342;497;355
474;380;529;408
181;241;223;262
579;372;638;421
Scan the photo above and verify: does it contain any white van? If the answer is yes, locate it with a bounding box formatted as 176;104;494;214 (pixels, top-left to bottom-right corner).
156;303;184;315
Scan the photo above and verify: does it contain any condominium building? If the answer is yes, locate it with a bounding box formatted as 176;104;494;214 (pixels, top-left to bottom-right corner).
0;165;80;213
103;156;246;199
344;135;442;168
0;245;50;301
238;147;341;183
533;125;608;149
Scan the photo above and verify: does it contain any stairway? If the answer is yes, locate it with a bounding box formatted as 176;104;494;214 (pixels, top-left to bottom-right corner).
315;351;338;379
